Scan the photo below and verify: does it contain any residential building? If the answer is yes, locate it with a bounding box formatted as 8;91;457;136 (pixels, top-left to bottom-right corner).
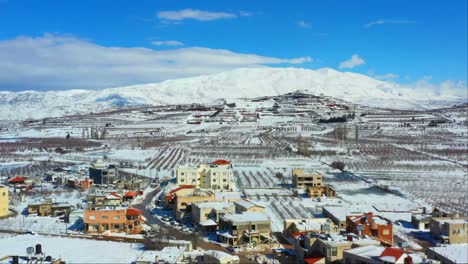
192;201;235;232
346;212;393;245
174;189;215;221
87;192;123;209
412;214;432;231
27;199;72;222
294;233;380;264
426;244;467;264
308;186;336;198
292;169;322;189
218;212;271;246
430;217;468;244
176;160;233;190
234;199;266;213
283;218;336;237
197;250;240;264
322;206;363;230
89;162;117;185
343;245;414;264
0;185;9;218
83;207;144;234
135;247;186;264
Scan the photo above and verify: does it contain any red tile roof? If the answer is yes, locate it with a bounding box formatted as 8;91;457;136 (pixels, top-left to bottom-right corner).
126;208;143;217
379;248;404;261
8;176;26;184
213;159;230;165
169;185;196;194
304;256;325;264
124;191;137;198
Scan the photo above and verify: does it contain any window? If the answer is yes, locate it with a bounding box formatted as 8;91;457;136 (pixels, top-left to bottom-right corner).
1;192;5;196
102;215;108;219
181;179;185;182
89;216;96;220
223;179;227;182
213;179;217;182
181;173;185;176
114;216;120;220
192;179;196;183
251;225;256;230
114;224;121;229
331;247;337;256
232;225;237;230
383;229;390;235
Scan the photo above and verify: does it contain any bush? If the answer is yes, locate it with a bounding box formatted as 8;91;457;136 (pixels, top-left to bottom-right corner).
331;161;346;171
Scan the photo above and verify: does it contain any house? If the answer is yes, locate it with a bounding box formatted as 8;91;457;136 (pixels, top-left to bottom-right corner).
234;199;266;213
89;161;117;185
0;185;9;218
308;186;336;198
176;160;233;190
197;250;240;264
294;232;380;264
163;184;197;209
426;244;468;264
429;217;468;244
191;201;235;232
292;169;322;189
322;206;363;230
27;199;73;222
218;212;271;246
80;178;94;190
174;189;215;221
83;207;144;234
7;176;26;185
412;213;432;231
346;212;393;245
283;218;336;237
136;247;186;264
87;192;123;209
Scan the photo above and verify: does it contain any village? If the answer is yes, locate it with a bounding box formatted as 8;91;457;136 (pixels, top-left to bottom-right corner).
0;92;467;264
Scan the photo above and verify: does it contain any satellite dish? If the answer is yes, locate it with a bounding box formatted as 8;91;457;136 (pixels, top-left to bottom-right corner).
27;246;34;254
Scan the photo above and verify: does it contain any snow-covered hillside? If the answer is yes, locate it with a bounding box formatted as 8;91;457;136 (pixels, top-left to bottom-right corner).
0;67;465;120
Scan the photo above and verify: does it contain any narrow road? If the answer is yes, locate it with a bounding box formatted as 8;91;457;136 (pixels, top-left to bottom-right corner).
134;185;253;264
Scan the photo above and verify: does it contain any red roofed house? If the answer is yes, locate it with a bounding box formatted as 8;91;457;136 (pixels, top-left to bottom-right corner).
213;159;231;166
304;256;326;264
379;248;406;263
346;212;393;245
8;177;26;185
84;207;144;234
163;185;196;209
123;191;138;202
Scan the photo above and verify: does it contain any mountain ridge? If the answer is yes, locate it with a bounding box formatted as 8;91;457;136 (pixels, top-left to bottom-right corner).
0;67;465;120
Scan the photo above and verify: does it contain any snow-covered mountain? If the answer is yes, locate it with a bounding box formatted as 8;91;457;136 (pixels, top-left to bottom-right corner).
0;67;465;120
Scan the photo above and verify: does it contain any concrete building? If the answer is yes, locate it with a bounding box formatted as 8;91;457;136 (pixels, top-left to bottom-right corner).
322;206;363;230
308;186;336;198
234;199;266;213
343;245;413;264
192;201;235;232
292;169;322;189
218;212;271;246
426;244;467;264
27;199;72;222
283;218;336;237
198;250;240;264
89;162;117;185
430;217;468;244
0;185;9;218
84;207;144;234
176;160;233;190
346;212;393;246
294;233;380;264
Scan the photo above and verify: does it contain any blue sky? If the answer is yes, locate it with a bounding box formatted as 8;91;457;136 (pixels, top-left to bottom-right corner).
0;0;466;91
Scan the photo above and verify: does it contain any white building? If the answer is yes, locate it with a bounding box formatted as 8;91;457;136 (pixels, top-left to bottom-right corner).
176;160;233;190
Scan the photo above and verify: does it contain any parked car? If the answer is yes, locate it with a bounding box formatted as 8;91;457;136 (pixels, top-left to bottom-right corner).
227;246;241;253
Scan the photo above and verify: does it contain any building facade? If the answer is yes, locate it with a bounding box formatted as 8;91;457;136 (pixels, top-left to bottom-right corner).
218;212;271;246
176;161;232;190
0;185;9;218
292;169;322;189
84;207;144;234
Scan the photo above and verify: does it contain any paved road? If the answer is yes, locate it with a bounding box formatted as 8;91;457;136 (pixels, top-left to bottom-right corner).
134;185;253;264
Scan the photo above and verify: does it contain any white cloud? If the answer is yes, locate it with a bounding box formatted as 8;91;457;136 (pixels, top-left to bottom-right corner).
405;78;467;98
297;21;311;28
339;54;365;69
0;34;312;91
157;9;237;21
368;70;399;80
151;40;184;46
365;19;415;28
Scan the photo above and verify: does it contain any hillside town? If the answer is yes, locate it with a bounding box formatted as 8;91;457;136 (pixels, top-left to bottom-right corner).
0;91;467;263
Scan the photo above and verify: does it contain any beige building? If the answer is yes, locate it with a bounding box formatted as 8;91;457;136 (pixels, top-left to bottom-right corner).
218;212;271;246
198;250;240;264
308;186;336;198
234;199;266;213
175;190;215;221
0;185;9;218
176;163;232;190
292;169;322;189
430;217;468;244
192;201;235;231
283;218;336;237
